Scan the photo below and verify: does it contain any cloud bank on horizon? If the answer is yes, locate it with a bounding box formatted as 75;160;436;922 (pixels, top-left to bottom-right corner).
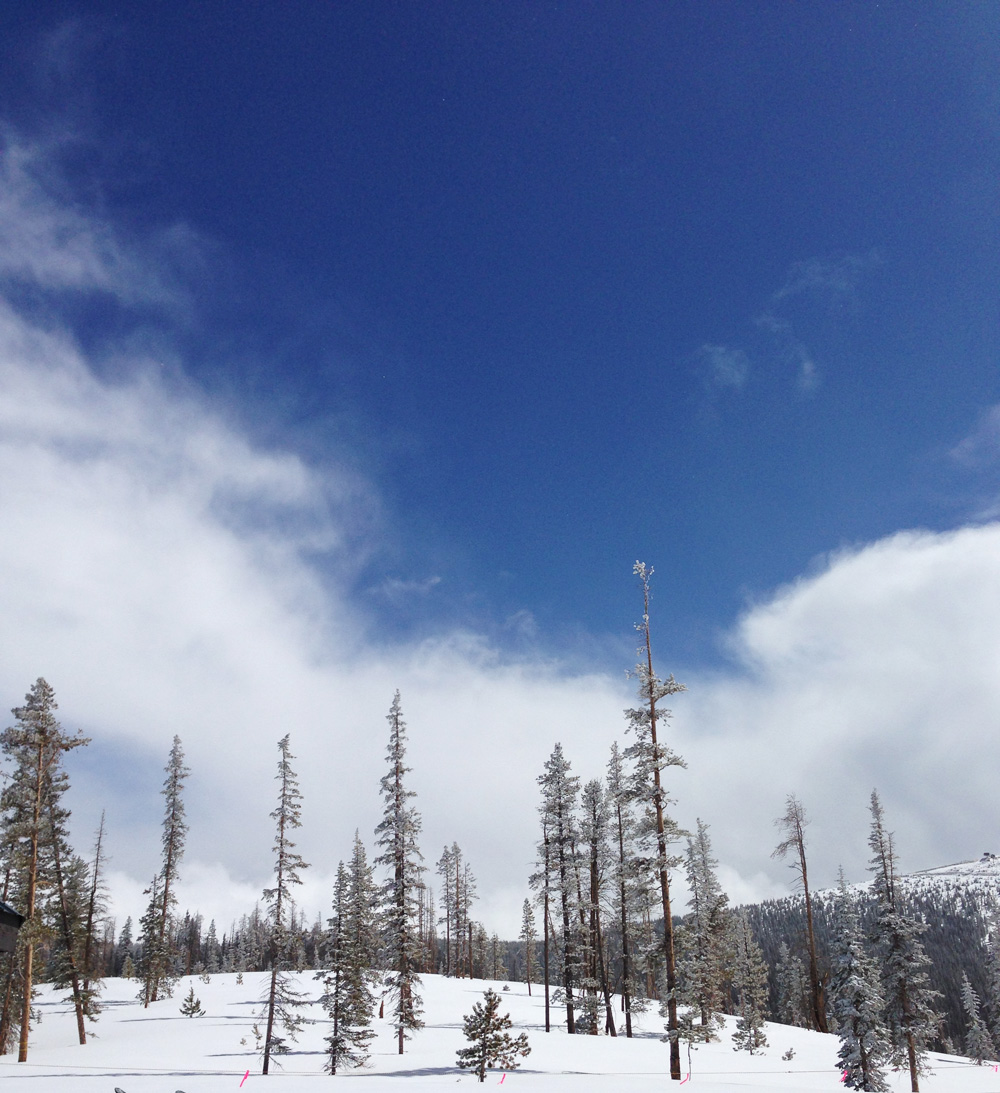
1;135;998;938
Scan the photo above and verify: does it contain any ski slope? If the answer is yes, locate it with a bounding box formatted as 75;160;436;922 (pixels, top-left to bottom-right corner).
3;971;997;1093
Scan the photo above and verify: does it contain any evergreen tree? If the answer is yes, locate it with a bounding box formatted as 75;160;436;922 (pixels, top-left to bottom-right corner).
830;876;890;1092
319;833;379;1073
960;972;996;1065
374;692;424;1054
731;913;769;1054
677;818;729;1039
775;941;809;1028
179;983;204;1017
606;741;641;1037
260;735;309;1075
772;794;827;1032
519;899;536;996
579;778;615;1035
625;563;687;1079
867;790;940;1093
81;813;109;999
436;846;455;976
456;987;530;1082
0;678;89;1061
140;736;189;1006
536;743;581;1034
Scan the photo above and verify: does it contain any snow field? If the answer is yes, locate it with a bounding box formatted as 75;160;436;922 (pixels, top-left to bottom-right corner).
3;971;999;1093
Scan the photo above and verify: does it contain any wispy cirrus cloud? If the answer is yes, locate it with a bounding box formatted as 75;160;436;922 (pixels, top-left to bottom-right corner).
696;343;750;390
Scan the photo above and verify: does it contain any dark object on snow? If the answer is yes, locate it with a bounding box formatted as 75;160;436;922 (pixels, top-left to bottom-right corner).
0;900;24;954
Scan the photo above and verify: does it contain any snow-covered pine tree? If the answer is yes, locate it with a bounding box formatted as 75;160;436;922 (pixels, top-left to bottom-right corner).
456;987;530;1082
260;734;309;1075
536;743;581;1034
676;818;729;1041
80;812;109;1002
519;899;536;996
436;846;455;975
867;790;940;1093
529;819;553;1032
960;972;996;1065
731;913;769;1054
0;678;89;1061
829;874;889;1092
374;692;425;1054
606;741;641;1037
456;852;477;978
579;778;615;1035
775;941;809;1028
772;794;827;1032
625;563;687;1079
140;736;189;1006
318;832;379;1073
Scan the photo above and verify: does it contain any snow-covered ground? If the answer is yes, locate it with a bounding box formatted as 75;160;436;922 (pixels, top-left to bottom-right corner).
3;971;998;1093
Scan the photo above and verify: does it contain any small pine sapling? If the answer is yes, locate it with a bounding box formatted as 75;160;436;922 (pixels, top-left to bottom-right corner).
180;984;204;1017
456;988;530;1082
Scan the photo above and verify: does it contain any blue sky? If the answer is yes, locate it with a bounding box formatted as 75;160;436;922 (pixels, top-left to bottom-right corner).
1;5;999;935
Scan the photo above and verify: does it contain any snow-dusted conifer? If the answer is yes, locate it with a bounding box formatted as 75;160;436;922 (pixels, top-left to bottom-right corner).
867;790;939;1093
830;875;889;1092
519;899;536;996
775;941;809;1028
677;818;729;1040
139;736;189;1007
606;741;642;1037
536;742;581;1034
260;734;309;1074
731;913;769;1054
772;794;827;1032
374;692;424;1054
0;678;89;1060
456;988;530;1082
579;777;615;1035
625;563;687;1078
960;972;996;1065
319;833;379;1073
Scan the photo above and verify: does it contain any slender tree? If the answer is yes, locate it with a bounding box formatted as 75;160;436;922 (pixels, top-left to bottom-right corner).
961;972;996;1065
772;794;827;1032
830;875;889;1092
140;736;189;1006
536;743;581;1034
519;899;536;996
867;790;940;1093
0;679;89;1061
606;742;640;1037
677;818;729;1039
579;778;615;1035
625;563;687;1079
374;692;424;1054
436;846;455;976
731;913;769;1054
260;735;309;1074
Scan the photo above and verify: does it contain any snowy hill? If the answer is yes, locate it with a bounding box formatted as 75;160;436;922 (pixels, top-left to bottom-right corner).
2;970;997;1093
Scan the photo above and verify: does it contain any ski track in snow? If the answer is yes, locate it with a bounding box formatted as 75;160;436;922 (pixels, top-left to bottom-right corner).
3;970;999;1093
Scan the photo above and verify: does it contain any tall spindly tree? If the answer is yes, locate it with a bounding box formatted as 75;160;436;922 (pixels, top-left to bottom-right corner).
374;692;425;1054
140;736;189;1007
260;734;309;1075
536;742;581;1035
625;563;686;1079
867;791;939;1093
0;678;89;1062
772;793;827;1032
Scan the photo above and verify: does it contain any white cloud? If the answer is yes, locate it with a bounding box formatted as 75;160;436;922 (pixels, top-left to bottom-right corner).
3;137;1000;945
697;343;749;389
